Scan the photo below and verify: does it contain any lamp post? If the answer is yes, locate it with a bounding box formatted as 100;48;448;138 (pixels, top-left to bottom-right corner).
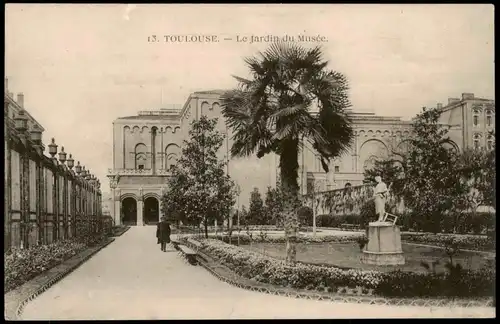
75;161;82;175
235;184;241;246
48;138;58;162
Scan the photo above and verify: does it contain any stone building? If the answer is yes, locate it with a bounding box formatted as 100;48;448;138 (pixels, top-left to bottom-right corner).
108;90;494;226
437;93;495;151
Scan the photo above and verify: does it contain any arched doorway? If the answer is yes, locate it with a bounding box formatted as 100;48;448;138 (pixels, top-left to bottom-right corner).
121;197;137;226
144;197;159;225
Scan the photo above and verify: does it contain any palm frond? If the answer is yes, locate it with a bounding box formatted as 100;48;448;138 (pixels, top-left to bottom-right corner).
270;104;307;120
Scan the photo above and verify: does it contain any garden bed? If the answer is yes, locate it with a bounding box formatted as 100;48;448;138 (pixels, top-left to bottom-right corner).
4;237;114;320
4;234;109;294
193;238;495;299
110;226;131;237
242;242;492;273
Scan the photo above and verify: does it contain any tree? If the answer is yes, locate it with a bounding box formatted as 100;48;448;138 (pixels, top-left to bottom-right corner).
400;107;468;233
239;205;249;226
248;188;267;225
456;146;496;210
264;185;285;226
161;116;237;238
221;42;353;263
363;159;405;195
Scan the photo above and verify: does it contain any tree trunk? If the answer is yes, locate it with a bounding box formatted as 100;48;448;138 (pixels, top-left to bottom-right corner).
204;218;208;238
279;138;300;264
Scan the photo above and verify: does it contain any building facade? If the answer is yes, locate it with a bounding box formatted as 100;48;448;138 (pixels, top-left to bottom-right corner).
4;78;103;251
437;93;495;151
108;90;495;226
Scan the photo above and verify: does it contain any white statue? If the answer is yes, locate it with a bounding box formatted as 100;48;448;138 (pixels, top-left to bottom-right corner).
373;176;388;222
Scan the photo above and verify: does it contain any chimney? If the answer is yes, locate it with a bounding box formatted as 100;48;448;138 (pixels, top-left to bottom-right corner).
448;98;460;105
437;103;443;109
17;93;24;108
462;93;474;100
4;77;8;92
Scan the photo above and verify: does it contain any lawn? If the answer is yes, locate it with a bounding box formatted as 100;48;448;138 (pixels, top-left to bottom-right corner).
241;242;494;273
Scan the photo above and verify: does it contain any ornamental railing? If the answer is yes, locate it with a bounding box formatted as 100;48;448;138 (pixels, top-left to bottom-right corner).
4;91;103;251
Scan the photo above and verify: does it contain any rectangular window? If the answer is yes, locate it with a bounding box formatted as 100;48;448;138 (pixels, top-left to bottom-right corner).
473;116;479;126
138;164;144;170
487;116;492;126
334;166;340;172
474;140;480;149
487;141;493;150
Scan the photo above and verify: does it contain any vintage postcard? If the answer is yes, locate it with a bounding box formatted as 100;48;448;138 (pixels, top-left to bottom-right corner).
4;4;495;320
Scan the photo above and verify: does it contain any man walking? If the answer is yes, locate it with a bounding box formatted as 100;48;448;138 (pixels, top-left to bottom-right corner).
156;216;171;252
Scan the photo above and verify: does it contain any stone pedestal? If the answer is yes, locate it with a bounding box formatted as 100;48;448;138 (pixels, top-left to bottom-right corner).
361;221;405;266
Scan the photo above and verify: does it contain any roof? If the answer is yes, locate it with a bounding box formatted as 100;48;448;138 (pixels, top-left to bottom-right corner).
193;89;229;96
5;92;46;132
117;115;180;120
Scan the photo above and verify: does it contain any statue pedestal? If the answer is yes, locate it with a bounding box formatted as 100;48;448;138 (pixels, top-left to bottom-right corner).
361;221;405;266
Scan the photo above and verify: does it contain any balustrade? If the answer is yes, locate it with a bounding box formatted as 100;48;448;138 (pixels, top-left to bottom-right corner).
303;182;404;217
107;168;172;176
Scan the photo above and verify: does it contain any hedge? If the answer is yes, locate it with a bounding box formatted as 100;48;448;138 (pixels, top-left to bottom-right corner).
317;211;495;235
4;233;108;293
208;231;494;252
400;233;495;252
196;238;495;298
206;233;362;245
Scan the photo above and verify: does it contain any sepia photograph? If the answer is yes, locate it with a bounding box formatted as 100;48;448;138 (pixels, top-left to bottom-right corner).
4;3;495;320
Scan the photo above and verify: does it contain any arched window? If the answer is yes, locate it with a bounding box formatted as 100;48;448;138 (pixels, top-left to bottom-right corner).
473;109;480;127
135;143;148;170
473;134;482;149
165;144;180;170
363;156;378;171
166;153;178;170
487;134;494;150
486;110;493;127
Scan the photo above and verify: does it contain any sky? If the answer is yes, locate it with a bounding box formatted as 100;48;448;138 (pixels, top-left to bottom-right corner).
5;4;495;193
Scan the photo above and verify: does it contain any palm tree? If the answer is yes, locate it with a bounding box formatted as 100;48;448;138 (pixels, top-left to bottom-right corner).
220;42;354;263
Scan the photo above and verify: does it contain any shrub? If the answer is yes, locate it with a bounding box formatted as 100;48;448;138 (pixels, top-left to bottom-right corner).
4;233;107;293
207;233;363;245
317;208;495;236
297;206;313;226
401;233;494;252
4;240;86;293
315;214;362;228
197;238;495;298
209;231;493;252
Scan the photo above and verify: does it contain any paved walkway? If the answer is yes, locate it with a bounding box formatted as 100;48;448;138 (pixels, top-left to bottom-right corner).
21;227;494;320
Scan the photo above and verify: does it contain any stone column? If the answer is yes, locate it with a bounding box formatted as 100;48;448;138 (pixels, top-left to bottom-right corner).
137;195;144;226
114;189;121;226
110;188;115;224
